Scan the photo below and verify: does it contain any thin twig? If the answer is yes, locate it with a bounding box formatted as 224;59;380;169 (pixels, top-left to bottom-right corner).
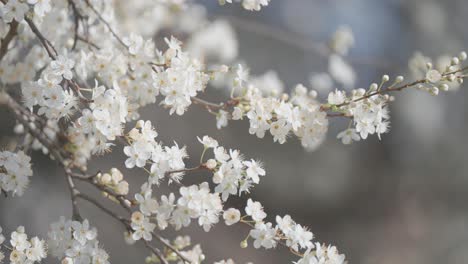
76;193;129;224
68;0;85;51
65;170;83;221
24;17;58;59
329;65;468;110
144;240;170;264
152;232;192;264
84;0;127;48
72;173;133;211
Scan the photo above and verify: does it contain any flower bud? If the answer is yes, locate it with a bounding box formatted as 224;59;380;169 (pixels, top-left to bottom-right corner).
309;90;318;98
136;120;144;129
459;51;467;61
117;181;129;195
14;124;24;134
440;84;449;91
101;173;112;184
206;159;217;170
240;240;248;248
426;69;442;83
429;86;439;96
124;231;136;245
111;168;123;183
448;74;456;82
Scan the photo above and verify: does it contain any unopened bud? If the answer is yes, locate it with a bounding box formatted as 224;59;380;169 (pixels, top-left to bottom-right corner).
206;159;217;170
309;90;318;98
459;51;467;61
395;76;404;83
136;120;144;129
101;173;112;184
440;84;449;91
240;240;248;248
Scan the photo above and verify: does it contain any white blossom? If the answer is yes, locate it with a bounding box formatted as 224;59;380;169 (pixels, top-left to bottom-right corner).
0;0;28;23
223;208;241;226
0;151;33;197
249;222;277;249
245;198;266;222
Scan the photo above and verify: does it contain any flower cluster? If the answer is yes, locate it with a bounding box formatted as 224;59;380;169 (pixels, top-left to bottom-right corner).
0;0;51;23
75;80;128;150
219;79;329;150
296;244;346;264
124;120;187;184
2;0;468;263
131;181;223;237
221;199;345;264
328;86;390;143
409;51;467;93
123;126;263;236
47;217;109;264
327;51;467;144
0;150;33;197
154;37;210;115
122;123;343;262
210;49;468;149
0;225;47;264
0;0;29;23
21;55;77;120
95;168;129;196
199;136;266;200
219;0;271;11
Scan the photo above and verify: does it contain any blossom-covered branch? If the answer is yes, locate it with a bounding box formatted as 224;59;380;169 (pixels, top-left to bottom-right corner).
0;0;466;263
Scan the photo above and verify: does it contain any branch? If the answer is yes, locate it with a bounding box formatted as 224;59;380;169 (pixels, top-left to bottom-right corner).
72;173;133;211
329;65;468;110
144;240;170;264
151;231;192;264
76;193;129;224
0;20;18;61
83;0;127;48
0;92;68;162
65;170;83;221
24;17;58;59
68;0;85;51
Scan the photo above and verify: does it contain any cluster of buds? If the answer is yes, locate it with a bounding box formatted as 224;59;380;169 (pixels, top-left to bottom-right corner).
420;51;468;95
95;168;129;196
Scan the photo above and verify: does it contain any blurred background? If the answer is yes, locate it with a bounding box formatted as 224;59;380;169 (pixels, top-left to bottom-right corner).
2;0;468;263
